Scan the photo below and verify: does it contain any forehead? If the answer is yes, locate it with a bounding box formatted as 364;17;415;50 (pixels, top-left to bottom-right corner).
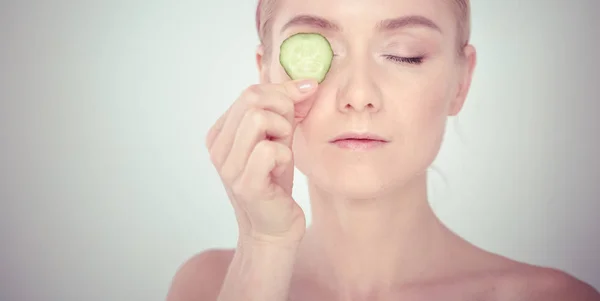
271;0;457;35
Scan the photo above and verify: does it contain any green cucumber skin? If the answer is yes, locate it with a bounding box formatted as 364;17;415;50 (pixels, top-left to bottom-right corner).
279;32;334;83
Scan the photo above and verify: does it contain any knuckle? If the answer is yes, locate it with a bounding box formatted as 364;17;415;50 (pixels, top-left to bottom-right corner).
247;108;268;129
282;81;296;96
219;163;238;184
247;83;262;93
281;118;293;136
280;96;294;117
255;140;277;159
231;176;259;201
241;85;262;104
209;149;221;167
204;132;212;149
205;127;220;149
230;178;247;197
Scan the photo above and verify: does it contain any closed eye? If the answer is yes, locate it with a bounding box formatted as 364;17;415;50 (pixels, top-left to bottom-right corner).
383;55;424;65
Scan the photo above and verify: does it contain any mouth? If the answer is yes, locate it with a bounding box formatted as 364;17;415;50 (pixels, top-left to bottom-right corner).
329;133;390;150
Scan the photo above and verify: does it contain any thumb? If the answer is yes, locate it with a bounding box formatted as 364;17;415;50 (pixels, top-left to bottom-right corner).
276;79;319;148
292;79;319;123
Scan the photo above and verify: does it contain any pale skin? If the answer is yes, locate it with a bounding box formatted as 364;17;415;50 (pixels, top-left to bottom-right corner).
166;0;600;300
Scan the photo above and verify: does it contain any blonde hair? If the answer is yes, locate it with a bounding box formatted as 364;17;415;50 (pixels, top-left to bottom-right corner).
255;0;471;57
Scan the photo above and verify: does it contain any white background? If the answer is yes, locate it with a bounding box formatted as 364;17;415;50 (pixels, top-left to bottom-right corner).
1;1;599;300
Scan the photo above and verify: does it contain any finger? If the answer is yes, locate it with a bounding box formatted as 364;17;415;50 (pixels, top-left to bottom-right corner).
249;80;318;120
264;80;319;146
205;106;231;150
209;86;261;168
234;140;293;199
281;79;319;122
274;79;319;104
209;81;314;168
249;80;318;118
253;90;295;121
219;109;293;183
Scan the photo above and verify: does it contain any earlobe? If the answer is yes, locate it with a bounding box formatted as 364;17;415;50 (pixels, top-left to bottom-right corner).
449;44;477;116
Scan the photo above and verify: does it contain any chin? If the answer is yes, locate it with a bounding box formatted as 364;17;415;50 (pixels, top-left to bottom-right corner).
295;147;438;202
293;135;443;200
332;181;393;201
298;160;413;201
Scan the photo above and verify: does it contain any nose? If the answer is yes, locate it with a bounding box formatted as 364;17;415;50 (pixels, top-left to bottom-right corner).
335;60;383;113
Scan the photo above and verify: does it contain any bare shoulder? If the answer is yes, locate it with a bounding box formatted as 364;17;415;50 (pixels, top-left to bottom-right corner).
495;264;600;301
166;248;235;301
445;241;599;301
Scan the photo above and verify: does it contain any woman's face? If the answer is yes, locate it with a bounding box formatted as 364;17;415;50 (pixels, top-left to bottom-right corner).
259;0;475;199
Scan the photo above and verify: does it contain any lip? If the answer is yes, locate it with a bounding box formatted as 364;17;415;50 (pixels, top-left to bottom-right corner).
329;132;390;151
329;132;390;143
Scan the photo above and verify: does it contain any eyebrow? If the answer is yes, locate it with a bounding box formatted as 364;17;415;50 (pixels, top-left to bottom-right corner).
280;14;341;33
377;15;442;33
280;14;442;34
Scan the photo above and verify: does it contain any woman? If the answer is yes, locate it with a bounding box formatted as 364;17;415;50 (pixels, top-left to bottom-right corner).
167;0;599;300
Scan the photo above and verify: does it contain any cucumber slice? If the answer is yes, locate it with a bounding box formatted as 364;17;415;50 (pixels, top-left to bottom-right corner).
279;33;334;83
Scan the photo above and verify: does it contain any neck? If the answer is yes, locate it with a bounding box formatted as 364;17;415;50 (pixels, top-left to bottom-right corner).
295;173;451;297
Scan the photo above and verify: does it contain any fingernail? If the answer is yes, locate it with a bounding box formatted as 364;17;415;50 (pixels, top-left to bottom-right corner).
296;80;316;93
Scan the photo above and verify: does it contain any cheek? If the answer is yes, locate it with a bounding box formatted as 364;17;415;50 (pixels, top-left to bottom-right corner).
388;72;455;160
290;108;334;176
392;75;452;130
267;59;291;83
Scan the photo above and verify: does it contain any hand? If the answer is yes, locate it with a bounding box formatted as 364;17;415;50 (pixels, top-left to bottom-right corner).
206;79;318;246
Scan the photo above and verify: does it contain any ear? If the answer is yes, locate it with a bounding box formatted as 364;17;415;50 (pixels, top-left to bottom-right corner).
255;45;270;84
449;44;477;116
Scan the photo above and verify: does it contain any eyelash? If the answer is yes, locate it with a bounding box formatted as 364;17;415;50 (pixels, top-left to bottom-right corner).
383;55;424;65
331;54;425;65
